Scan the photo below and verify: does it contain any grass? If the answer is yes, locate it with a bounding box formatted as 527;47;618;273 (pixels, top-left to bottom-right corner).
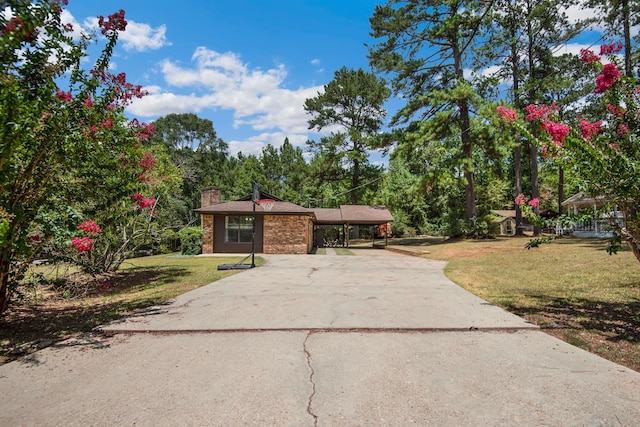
398;236;640;372
334;247;355;255
0;254;261;365
313;247;353;255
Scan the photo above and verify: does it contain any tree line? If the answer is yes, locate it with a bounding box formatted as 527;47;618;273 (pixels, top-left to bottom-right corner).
157;0;640;239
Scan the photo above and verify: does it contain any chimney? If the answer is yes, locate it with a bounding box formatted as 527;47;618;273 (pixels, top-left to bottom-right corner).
201;187;221;208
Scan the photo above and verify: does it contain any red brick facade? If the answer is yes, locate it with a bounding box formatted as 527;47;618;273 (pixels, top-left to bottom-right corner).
202;214;214;254
262;215;313;254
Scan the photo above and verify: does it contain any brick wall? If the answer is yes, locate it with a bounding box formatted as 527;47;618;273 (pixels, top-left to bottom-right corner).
200;187;220;254
263;215;312;254
202;214;214;254
201;187;221;207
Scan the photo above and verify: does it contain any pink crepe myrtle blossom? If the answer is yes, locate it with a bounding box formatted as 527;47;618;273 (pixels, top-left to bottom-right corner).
580;49;601;65
515;193;529;207
610;143;621;152
128;119;155;141
132;193;144;202
496;106;517;123
595;63;622;94
525;104;559;122
71;237;93;252
55;89;72;102
78;220;102;235
98;9;127;35
138;198;155;209
617;123;630;137
1;17;24;35
606;104;624;117
83;97;94;108
579;119;603;141
139;123;156;140
540;121;570;146
2;16;37;42
138;152;156;171
600;43;623;55
88;125;98;139
528;198;540;208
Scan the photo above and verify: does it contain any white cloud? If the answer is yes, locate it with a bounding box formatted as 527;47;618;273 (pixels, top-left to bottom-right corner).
311;59;320;65
60;10;86;40
227;131;310;157
2;6;13;19
119;21;171;52
128;47;327;155
82;16;170;52
209;129;317;158
564;5;603;32
127;91;214;116
228;139;266;157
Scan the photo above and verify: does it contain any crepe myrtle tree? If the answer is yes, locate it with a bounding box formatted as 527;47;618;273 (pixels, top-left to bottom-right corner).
0;1;162;313
496;44;640;262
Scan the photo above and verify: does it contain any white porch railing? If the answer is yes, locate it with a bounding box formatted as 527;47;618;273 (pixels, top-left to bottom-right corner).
555;217;623;238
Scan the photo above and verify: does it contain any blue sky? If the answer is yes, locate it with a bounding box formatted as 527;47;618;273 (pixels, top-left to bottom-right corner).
57;1;607;163
61;0;383;159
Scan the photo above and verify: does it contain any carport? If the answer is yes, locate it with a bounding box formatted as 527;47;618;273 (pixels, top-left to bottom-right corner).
312;205;393;248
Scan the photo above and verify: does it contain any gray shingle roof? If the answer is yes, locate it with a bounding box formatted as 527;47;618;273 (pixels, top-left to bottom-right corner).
195;200;313;215
196;196;394;224
339;205;394;224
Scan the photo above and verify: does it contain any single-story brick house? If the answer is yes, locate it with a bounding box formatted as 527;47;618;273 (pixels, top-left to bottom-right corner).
195;187;393;254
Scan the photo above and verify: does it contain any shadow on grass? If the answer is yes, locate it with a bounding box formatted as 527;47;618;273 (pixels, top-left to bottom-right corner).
0;266;191;365
386;236;453;246
504;295;640;344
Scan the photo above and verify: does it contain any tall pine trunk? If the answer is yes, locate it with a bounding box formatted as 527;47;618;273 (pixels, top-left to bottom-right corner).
453;40;475;221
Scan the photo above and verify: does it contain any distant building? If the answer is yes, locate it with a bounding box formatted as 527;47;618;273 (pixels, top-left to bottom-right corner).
195;187;393;254
559;192;623;238
491;210;518;236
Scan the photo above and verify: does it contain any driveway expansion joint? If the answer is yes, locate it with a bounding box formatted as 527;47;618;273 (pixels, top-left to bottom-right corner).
96;326;539;335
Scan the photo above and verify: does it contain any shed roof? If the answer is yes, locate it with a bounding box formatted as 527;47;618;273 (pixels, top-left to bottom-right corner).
492;210;515;218
312;208;344;225
339;205;394;225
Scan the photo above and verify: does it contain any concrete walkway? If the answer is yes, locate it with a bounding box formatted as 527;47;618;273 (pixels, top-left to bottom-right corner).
1;249;640;426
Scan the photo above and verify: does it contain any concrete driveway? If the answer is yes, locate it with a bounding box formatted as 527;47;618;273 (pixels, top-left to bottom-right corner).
1;249;640;426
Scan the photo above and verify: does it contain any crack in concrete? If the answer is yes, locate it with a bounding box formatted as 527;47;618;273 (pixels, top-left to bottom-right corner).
98;326;537;336
303;330;319;426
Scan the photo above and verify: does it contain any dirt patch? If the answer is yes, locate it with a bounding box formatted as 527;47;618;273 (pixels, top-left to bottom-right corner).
0;269;161;365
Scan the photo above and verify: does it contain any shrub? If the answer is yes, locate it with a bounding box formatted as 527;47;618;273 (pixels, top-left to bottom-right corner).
179;227;202;255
